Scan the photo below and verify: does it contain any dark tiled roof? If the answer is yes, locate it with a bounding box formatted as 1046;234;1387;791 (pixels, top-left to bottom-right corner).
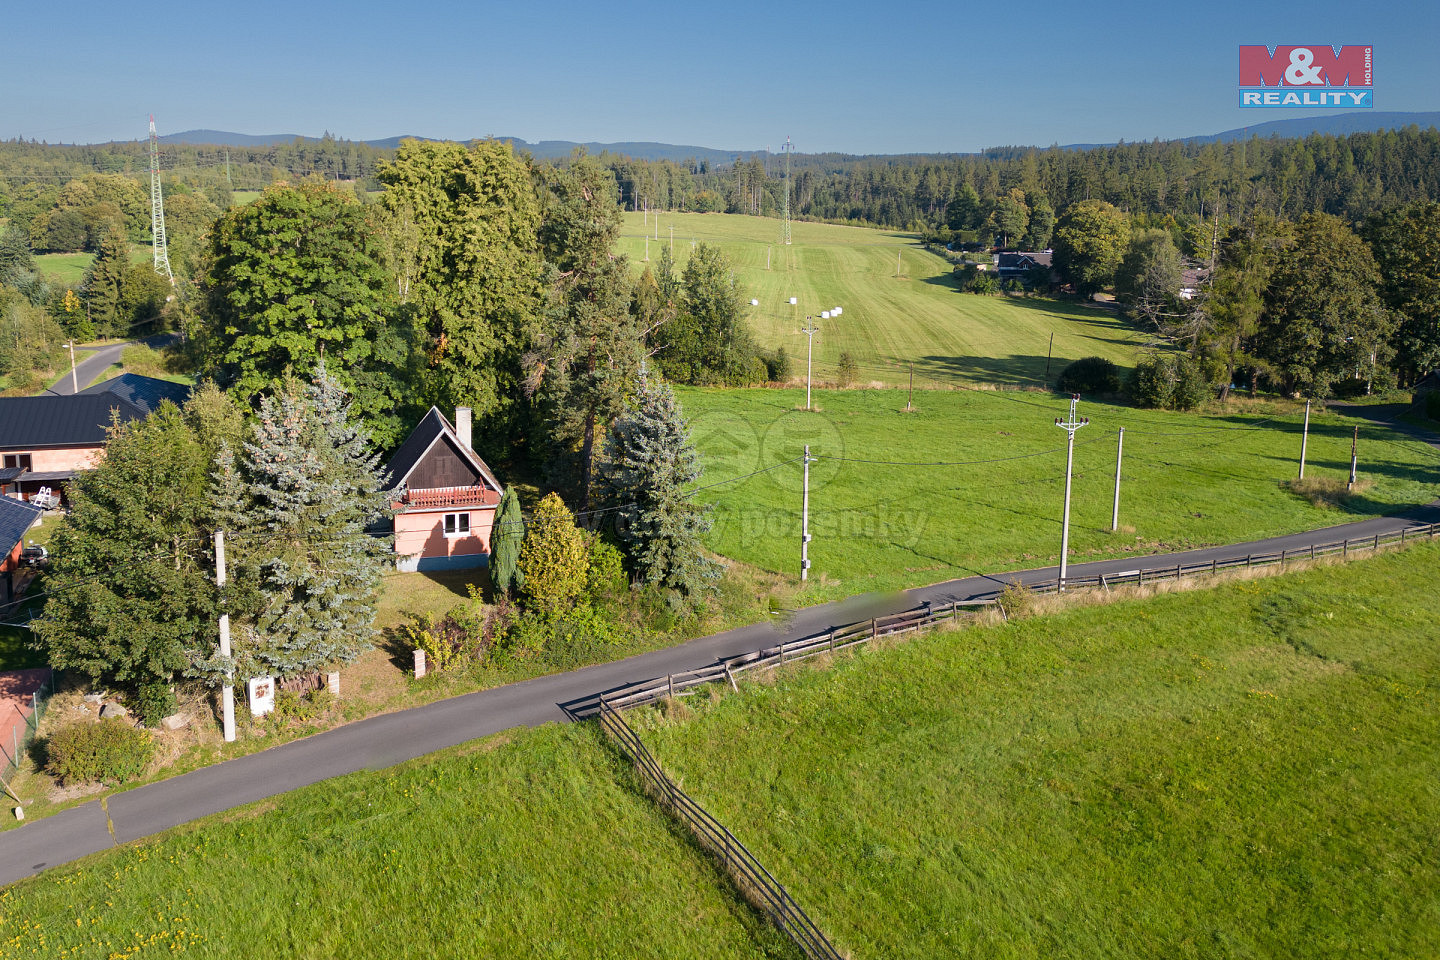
0;496;43;557
0;468;22;483
383;406;503;495
80;374;192;415
0;393;145;449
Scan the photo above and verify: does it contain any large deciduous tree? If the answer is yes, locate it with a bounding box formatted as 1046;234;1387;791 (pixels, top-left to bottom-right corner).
1115;228;1184;331
1365;202;1440;385
378;139;546;431
200;181;409;446
1052;200;1130;297
33;396;235;725
1255;213;1393;397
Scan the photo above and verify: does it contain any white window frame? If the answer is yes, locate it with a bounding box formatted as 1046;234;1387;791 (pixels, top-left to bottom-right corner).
442;512;471;538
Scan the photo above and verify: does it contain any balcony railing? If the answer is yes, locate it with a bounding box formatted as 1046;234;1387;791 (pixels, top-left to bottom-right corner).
402;486;495;509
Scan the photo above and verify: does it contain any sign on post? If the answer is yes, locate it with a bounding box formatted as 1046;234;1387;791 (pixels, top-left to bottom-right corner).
247;676;276;717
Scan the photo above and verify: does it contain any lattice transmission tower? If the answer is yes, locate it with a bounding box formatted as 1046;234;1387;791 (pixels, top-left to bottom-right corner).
781;136;794;245
148;115;173;283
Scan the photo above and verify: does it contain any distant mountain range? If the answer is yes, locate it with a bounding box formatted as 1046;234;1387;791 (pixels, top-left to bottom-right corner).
160;111;1440;163
161;130;746;165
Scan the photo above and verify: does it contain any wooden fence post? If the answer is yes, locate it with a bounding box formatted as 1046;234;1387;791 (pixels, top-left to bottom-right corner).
667;675;675;699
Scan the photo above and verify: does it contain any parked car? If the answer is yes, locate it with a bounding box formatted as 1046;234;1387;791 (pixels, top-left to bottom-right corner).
20;544;47;567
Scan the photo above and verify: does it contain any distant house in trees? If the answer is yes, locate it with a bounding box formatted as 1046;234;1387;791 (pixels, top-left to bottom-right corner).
996;251;1054;280
1178;267;1211;301
0;376;192;504
384;407;504;572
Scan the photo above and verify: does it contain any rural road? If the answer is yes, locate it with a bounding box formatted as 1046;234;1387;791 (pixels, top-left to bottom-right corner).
2;493;1438;887
44;333;179;396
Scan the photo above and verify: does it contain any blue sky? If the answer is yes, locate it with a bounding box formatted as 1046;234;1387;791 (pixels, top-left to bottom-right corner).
4;0;1437;154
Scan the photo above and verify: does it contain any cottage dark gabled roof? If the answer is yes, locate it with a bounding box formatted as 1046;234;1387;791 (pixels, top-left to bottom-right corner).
0;393;146;449
0;496;43;557
80;374;192;416
383;407;503;494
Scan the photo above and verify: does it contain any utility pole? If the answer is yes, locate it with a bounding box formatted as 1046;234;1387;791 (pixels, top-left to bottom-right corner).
907;361;914;411
214;531;236;743
644;236;649;262
1111;426;1125;532
669;224;674;255
1348;425;1359;491
1054;394;1089;590
1298;400;1311;480
781;136;793;246
63;341;77;394
147;115;173;282
1044;333;1054;381
800;445;813;581
799;317;819;410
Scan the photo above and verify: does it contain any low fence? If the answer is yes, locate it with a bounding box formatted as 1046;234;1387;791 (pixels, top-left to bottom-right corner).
1037;520;1440;595
602;599;995;713
602;521;1439;714
1;669;56;782
597;698;844;960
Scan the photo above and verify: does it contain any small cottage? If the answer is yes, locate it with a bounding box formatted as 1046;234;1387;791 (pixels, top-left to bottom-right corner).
384;406;504;572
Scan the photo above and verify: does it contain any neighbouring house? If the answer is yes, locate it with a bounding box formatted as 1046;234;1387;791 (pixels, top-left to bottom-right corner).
0;375;192;504
1178;267;1211;301
0;495;43;603
996;250;1054;280
384;406;504;573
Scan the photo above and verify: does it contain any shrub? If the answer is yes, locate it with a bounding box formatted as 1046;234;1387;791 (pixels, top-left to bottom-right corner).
1056;356;1122;395
131;681;176;727
586;537;627;600
400;585;489;673
273;689;334;723
1129;353;1210;410
996;580;1038;620
518;493;590;613
45;718;153;785
837;352;858;387
762;346;792;382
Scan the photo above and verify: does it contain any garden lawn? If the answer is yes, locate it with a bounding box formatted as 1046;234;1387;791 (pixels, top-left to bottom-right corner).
618;212;1147;388
680;386;1440;601
633;543;1440;960
0;723;799;960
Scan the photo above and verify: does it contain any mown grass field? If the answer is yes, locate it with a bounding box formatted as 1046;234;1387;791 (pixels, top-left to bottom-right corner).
679;386;1440;600
34;245;156;286
617;212;1148;388
0;724;799;960
633;543;1440;959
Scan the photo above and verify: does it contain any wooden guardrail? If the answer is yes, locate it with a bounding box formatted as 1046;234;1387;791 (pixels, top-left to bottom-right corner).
597;698;844;960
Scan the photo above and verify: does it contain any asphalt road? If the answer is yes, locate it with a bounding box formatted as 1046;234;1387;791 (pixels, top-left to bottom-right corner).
2;498;1438;887
44;333;179;396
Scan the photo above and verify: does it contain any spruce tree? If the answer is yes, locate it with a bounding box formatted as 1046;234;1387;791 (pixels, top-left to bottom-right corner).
211;364;392;679
600;368;718;595
490;486;524;597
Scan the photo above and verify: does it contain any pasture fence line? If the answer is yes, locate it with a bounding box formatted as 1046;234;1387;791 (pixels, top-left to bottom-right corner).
600;520;1439;714
1044;521;1439;595
596;697;844;960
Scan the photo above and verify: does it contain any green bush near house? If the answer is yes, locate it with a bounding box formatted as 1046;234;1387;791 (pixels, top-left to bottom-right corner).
44;718;153;786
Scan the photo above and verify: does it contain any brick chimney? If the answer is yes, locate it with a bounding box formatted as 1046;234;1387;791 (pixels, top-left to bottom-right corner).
455;407;472;450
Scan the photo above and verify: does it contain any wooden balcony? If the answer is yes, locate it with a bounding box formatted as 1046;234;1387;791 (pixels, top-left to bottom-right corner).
402;485;496;509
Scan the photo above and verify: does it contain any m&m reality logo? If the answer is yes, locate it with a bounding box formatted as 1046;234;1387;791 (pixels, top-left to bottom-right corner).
1238;45;1372;108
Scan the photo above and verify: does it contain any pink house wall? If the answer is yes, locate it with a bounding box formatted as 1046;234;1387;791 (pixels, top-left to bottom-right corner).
393;507;498;571
10;447;105;472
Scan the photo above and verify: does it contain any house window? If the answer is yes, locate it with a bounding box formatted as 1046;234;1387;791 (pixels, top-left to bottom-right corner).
443;513;471;537
3;455;31;471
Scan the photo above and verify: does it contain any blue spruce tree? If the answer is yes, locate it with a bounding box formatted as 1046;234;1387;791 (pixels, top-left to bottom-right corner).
211;364;393;679
601;368;718;595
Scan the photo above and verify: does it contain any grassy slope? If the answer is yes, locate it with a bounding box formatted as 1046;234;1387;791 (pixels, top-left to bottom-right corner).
617;212;1147;387
0;724;799;960
636;544;1440;959
680;386;1440;600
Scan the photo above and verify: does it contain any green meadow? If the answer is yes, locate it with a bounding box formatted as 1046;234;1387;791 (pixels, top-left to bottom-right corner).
0;724;798;960
678;386;1440;599
617;211;1148;388
34;245;156;286
634;542;1440;959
